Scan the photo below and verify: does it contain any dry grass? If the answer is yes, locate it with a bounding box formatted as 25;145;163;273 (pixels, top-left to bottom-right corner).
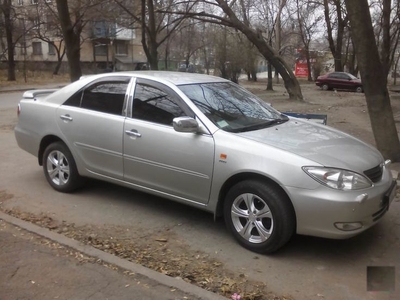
0;69;69;87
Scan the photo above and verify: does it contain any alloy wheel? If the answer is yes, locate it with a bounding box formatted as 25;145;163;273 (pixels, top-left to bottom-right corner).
46;150;70;186
230;193;274;244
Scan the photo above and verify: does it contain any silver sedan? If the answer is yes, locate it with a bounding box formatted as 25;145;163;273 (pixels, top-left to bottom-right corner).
14;71;397;253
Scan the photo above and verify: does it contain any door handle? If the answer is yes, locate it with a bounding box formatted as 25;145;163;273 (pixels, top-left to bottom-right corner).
125;130;142;137
60;114;73;122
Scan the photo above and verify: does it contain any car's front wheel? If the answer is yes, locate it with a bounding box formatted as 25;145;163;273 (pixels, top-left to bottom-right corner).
322;83;329;91
43;142;82;193
224;180;295;254
356;86;363;93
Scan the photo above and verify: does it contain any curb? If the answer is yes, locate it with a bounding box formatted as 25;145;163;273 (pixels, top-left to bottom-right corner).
0;211;226;300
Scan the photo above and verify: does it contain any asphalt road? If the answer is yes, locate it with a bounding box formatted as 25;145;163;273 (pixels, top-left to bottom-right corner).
1;91;399;300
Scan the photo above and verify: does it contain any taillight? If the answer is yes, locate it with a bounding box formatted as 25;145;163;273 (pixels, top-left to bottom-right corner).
17;104;21;117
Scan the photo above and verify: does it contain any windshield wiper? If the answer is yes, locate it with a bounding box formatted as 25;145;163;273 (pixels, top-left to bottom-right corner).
230;118;289;133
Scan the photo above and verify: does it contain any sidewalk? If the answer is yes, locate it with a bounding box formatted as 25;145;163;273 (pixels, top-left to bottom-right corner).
0;214;226;300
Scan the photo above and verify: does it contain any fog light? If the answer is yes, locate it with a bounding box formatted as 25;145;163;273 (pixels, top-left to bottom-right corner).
334;222;363;231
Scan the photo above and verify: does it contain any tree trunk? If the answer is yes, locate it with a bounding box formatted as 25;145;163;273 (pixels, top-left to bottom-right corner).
345;0;400;161
305;47;312;81
2;0;16;81
138;0;157;69
251;70;257;82
53;51;65;75
55;0;82;82
323;0;346;72
393;54;400;85
380;0;391;80
267;61;273;90
275;0;285;84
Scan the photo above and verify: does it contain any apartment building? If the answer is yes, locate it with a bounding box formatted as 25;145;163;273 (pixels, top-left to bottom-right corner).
3;0;147;73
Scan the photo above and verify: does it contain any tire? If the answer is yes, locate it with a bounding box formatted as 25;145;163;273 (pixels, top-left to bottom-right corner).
322;84;329;91
43;142;82;193
356;86;363;93
224;180;295;254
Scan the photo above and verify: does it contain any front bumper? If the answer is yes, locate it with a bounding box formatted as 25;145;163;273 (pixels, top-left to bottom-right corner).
286;169;396;239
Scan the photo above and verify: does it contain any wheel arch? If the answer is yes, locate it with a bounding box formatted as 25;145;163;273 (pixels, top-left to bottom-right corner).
38;135;67;166
215;172;297;225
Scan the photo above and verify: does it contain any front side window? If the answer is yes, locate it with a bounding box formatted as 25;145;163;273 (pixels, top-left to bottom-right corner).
179;82;287;132
64;80;129;116
132;82;187;125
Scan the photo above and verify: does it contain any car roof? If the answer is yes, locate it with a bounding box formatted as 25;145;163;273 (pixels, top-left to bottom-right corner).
82;71;230;86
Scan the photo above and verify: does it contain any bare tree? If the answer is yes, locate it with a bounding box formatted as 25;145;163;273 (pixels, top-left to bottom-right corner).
55;0;107;81
253;0;290;87
171;0;304;100
294;0;324;81
0;0;16;81
27;2;66;75
55;0;84;81
115;0;192;70
345;0;400;161
371;0;400;80
322;0;348;72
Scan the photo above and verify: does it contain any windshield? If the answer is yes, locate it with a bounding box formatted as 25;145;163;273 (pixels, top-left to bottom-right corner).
178;82;288;132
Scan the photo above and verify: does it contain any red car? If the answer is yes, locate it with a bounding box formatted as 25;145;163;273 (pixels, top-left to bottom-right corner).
316;72;363;93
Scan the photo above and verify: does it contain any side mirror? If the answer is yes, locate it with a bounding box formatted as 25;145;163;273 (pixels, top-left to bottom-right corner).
173;116;199;133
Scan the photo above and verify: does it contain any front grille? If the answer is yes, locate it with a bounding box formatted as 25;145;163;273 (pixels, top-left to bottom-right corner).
364;164;383;183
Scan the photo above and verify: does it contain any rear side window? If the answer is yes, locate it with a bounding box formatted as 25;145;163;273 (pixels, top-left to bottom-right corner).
64;80;129;116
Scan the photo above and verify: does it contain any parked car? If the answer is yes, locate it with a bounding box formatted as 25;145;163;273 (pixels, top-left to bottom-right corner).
15;71;396;253
316;72;363;92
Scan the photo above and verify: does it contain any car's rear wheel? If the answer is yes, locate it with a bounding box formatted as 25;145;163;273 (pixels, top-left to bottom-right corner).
356;86;363;93
224;180;295;254
322;83;329;91
43;142;82;193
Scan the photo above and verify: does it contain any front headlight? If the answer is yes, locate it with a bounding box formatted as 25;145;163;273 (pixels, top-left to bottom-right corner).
303;167;372;190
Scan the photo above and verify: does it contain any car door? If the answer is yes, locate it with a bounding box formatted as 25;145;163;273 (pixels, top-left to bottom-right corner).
327;72;341;89
339;73;352;89
56;76;131;179
123;78;215;204
338;72;354;89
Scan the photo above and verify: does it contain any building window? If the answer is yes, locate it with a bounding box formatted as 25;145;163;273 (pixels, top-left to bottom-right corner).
94;43;107;56
46;14;55;30
31;17;40;29
31;0;38;4
20;42;26;55
48;42;56;55
115;41;128;56
32;42;42;55
17;0;23;5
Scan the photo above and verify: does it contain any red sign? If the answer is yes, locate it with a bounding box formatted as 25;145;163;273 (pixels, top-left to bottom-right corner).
295;63;309;77
295;49;309;78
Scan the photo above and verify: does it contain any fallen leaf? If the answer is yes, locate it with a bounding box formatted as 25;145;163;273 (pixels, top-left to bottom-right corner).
155;238;168;242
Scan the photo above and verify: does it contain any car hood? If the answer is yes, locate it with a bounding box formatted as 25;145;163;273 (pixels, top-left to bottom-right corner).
237;119;382;172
